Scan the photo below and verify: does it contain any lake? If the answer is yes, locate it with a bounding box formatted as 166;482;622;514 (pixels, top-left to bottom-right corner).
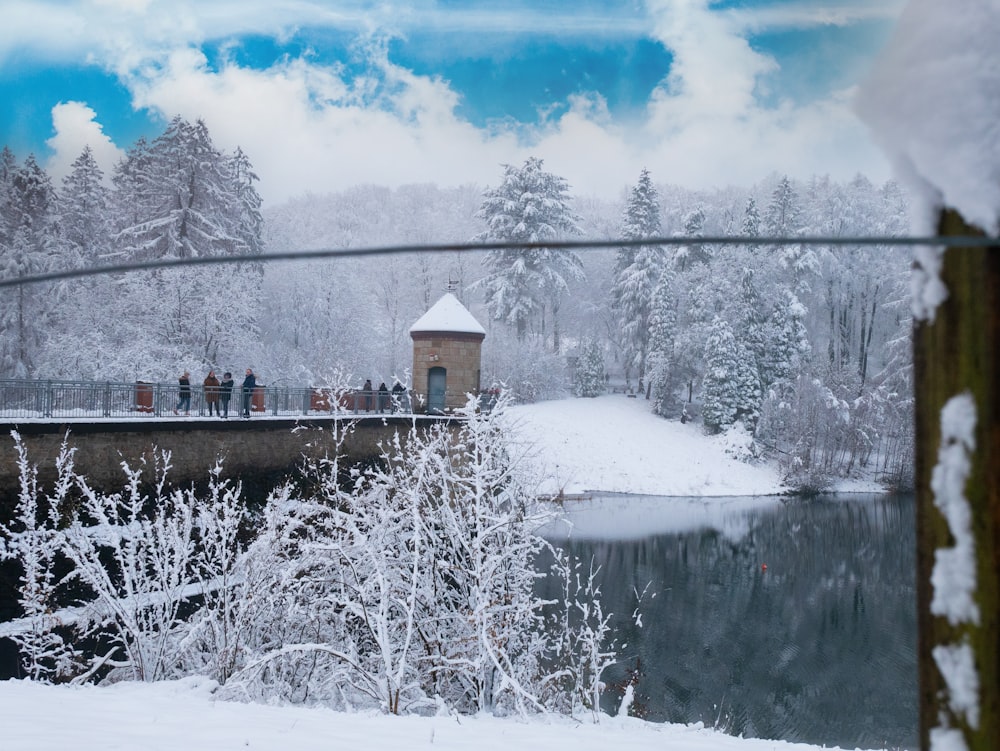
540;492;917;750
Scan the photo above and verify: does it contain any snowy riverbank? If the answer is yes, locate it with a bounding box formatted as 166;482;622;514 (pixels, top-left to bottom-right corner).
0;677;883;751
507;394;885;498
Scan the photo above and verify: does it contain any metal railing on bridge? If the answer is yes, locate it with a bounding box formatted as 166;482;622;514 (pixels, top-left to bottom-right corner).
0;379;496;421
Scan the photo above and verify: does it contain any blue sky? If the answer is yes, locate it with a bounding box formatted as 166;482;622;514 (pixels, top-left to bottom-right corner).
0;0;904;206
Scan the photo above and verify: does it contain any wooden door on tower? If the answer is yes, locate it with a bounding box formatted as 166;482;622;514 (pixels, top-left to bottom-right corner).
428;366;446;413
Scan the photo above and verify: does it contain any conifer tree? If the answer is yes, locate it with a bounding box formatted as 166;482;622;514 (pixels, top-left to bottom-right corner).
0;155;58;377
764;176;801;237
675;206;710;271
761;290;811;390
741;196;761;258
59;146;112;267
733;340;762;427
474;157;583;349
610;169;663;392
110;117;263;263
647;265;678;416
701;316;740;433
574;338;606;398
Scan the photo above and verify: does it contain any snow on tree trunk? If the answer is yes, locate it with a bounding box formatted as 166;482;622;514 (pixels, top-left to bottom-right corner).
913;209;1000;751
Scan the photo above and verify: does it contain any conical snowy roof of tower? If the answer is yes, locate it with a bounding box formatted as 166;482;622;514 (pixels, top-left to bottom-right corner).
409;293;486;336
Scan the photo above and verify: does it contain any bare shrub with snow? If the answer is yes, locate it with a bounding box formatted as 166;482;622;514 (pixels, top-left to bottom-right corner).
1;400;620;718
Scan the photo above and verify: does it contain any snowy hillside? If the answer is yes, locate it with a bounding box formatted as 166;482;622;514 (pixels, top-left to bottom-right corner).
507;394;783;496
508;395;887;497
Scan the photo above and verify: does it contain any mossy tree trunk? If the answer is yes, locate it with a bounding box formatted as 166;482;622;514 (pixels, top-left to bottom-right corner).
914;208;1000;749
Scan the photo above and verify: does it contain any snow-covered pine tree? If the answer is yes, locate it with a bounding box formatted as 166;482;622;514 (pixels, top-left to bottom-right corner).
733;340;762;427
701;316;741;433
760;289;811;390
674;206;710;271
764;175;818;294
114;117;246;260
104;118;265;372
31;146;120;378
647;265;678;416
764;175;801;237
0;146;16;245
610;169;664;392
59;146;112;267
574;338;606;397
474;157;583;350
0;155;59;377
741;196;761;255
228;146;264;257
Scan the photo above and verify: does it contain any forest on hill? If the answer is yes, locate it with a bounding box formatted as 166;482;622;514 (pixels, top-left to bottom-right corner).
0;118;912;490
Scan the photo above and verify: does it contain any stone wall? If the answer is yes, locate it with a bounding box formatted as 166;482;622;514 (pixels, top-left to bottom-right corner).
0;416;461;502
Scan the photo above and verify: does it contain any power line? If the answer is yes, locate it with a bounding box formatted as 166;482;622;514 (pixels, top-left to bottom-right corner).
0;234;994;289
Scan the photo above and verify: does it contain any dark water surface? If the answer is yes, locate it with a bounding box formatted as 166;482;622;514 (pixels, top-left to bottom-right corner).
541;493;917;750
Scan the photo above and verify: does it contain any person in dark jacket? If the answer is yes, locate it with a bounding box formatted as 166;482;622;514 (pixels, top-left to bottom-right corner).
391;380;406;413
362;379;373;412
219;371;234;418
174;371;191;415
241;368;256;418
377;382;389;413
204;370;220;417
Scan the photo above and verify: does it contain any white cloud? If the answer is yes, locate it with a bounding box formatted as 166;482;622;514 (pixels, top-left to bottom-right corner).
44;101;125;183
724;0;905;34
17;1;895;205
123;48;523;204
112;29;889;207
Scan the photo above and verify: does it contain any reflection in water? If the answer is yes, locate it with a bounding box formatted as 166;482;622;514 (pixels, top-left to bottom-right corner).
541;493;917;750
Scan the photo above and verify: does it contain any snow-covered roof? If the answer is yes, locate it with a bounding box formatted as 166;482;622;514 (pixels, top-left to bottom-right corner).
409;293;486;337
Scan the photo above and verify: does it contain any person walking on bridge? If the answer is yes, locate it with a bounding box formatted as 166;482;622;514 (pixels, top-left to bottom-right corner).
174;371;191;415
204;370;220;417
219;371;234;418
241;368;256;418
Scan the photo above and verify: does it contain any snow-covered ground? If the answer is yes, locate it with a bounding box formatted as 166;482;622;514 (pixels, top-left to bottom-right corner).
0;394;894;751
0;676;876;751
508;394;884;497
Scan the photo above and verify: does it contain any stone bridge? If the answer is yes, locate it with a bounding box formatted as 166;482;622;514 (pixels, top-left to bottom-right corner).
0;415;461;503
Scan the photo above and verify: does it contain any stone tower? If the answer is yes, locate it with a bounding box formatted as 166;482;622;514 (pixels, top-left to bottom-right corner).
409;293;486;413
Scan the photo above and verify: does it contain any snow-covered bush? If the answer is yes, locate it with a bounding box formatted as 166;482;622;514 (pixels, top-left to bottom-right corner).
60;450;199;683
2;405;619;717
225;396;616;716
719;421;761;463
0;433;81;681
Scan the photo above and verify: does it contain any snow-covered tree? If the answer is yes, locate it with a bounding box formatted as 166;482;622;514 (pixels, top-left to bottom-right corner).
228;146;264;257
610;169;664;391
675;206;710;271
474;157;583;350
701;317;741;433
647;265;678;416
0;155;59;377
760;290;811;390
574;338;606;397
99;118;266;373
114;117;250;260
764;175;801;237
59;147;112;267
0;146;19;246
